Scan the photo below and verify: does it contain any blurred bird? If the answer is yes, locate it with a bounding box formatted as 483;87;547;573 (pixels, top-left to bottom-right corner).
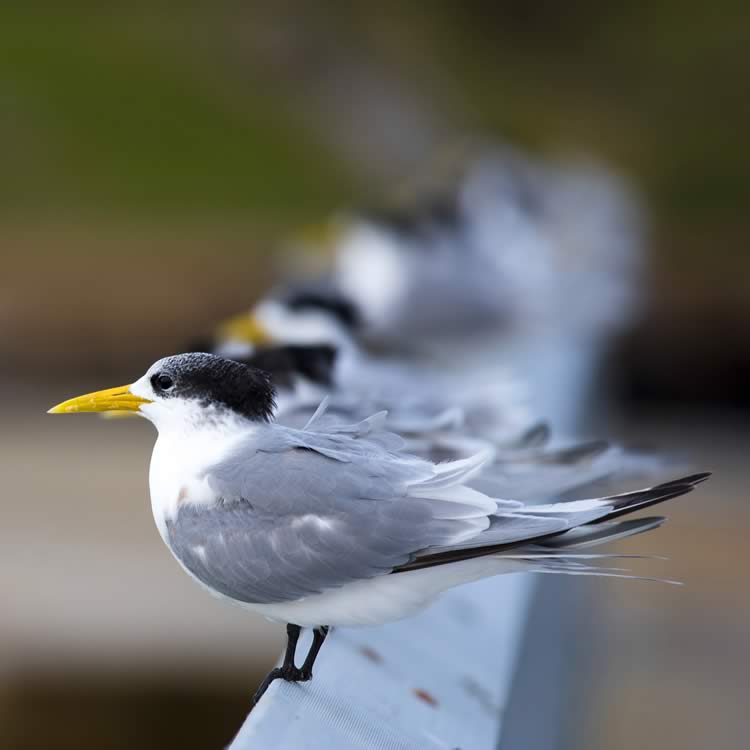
223;148;645;433
216;282;533;444
328;148;644;353
49;353;708;704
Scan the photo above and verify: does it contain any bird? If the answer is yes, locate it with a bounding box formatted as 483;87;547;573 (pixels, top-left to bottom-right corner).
322;148;644;357
214;282;534;444
49;352;709;705
224;147;645;433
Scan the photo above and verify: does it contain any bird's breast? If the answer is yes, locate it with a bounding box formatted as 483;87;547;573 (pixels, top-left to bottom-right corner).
148;433;223;542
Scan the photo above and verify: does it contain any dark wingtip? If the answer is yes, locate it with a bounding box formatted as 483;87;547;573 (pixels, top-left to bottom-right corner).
603;477;704;522
654;472;712;490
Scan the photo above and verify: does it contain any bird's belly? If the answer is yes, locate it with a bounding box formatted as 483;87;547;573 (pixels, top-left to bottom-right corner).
161;508;523;627
237;581;429;628
240;557;523;628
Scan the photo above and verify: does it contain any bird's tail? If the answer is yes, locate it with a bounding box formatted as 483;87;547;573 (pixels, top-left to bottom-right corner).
398;473;710;576
493;516;680;584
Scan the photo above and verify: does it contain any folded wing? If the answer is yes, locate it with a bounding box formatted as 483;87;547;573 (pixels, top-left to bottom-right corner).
166;415;707;605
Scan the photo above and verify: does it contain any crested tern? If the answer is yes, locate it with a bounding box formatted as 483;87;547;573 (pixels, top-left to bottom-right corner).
50;353;708;704
325;148;644;354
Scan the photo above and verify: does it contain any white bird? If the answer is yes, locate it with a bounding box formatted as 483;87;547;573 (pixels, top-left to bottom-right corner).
49;353;708;704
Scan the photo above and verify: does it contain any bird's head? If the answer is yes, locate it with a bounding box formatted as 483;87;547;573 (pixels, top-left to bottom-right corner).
49;353;276;432
240;344;338;390
214;284;360;358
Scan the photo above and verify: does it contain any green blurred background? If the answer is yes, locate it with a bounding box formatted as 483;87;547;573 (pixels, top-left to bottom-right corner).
3;2;749;384
0;3;748;749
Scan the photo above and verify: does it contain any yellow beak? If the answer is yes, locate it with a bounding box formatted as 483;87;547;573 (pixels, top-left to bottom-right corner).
48;384;152;415
215;313;273;346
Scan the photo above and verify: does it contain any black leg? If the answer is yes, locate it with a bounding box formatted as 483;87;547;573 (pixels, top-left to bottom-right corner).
252;625;331;706
281;623;301;668
252;623;303;706
299;626;329;679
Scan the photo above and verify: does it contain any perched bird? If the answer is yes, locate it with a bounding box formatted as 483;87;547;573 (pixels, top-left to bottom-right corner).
268;148;646;432
216;284;533;444
49;353;708;704
326;149;644;354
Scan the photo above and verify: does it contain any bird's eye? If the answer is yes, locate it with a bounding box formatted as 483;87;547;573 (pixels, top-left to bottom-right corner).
152;373;174;391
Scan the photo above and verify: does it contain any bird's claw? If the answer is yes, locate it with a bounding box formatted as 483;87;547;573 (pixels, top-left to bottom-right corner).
252;665;312;706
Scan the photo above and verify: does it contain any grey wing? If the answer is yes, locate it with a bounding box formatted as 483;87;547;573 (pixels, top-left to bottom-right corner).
166;491;421;605
167;429;487;604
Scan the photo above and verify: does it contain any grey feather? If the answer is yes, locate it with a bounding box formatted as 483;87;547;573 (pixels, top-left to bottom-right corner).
426;436;670;503
167;418;496;604
166;413;707;605
531;516;666;549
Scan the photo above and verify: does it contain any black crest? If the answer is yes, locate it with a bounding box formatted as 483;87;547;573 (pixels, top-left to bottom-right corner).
240;345;337;389
282;285;361;330
151;353;276;422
